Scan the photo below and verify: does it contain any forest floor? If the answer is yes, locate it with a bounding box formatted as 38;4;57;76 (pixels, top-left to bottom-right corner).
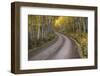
28;32;81;60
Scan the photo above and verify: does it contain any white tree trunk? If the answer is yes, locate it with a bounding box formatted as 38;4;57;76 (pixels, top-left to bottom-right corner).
37;16;41;40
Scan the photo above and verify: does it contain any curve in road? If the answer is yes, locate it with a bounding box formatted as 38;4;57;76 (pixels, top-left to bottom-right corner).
29;32;81;60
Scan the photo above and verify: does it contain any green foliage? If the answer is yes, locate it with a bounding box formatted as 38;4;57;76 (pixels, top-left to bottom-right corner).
28;15;58;50
28;15;88;58
28;32;56;50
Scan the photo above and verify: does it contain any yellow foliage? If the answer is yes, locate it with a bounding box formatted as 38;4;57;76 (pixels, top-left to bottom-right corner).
55;16;72;27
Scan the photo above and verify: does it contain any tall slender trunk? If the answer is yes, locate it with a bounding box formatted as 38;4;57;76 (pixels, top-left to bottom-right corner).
37;16;41;40
41;16;44;40
83;18;86;33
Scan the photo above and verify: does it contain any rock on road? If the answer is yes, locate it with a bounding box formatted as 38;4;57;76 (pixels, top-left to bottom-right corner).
29;32;81;60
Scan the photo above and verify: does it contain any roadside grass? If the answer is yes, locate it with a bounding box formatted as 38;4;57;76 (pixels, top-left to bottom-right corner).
28;33;56;50
61;32;88;58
